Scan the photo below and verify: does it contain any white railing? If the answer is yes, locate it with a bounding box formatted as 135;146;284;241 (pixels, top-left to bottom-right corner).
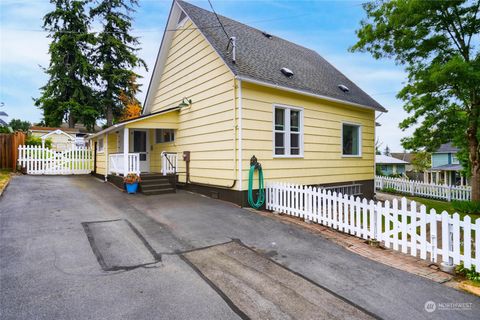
266;182;480;269
375;176;471;201
161;151;177;175
109;153;140;175
17;145;92;175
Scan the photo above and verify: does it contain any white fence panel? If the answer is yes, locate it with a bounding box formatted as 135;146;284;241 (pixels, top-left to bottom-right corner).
266;182;478;269
18;145;92;175
375;176;471;201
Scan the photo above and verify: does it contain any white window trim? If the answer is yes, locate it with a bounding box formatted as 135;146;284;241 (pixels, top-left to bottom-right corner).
97;137;104;153
341;122;362;158
272;104;304;158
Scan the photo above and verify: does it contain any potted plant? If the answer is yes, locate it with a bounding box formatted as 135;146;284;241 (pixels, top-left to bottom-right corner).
124;173;141;194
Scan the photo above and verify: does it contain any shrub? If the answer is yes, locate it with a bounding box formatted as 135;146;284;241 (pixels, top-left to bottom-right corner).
25;135;52;149
452;200;480;215
456;263;480;282
381;187;397;194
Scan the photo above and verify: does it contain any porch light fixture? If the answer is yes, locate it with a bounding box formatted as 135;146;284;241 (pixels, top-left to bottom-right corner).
178;97;192;108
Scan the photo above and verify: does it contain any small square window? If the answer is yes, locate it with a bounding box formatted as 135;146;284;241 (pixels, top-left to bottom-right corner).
155;129;175;144
342;124;361;156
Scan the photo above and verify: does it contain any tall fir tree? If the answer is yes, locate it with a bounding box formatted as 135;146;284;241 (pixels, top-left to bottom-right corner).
90;0;147;126
35;0;99;130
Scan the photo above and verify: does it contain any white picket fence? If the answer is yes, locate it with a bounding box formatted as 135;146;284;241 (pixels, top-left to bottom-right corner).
375;176;471;201
266;182;480;269
161;151;177;175
18;145;92;175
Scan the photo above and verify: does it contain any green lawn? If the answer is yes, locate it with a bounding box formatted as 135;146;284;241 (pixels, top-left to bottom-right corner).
406;196;479;220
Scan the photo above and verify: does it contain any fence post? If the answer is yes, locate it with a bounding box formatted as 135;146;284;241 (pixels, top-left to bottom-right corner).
447;185;452;202
379;177;384;190
440;211;455;272
410;181;414;196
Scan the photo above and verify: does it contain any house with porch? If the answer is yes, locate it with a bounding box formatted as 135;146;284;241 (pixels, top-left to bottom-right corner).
425;143;468;186
88;0;387;205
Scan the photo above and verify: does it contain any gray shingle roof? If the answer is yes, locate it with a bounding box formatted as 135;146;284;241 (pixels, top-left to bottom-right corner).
434;143;459;153
177;1;386;112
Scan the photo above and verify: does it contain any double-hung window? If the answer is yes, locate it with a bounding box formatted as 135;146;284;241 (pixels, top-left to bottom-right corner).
274;105;303;157
342;123;361;156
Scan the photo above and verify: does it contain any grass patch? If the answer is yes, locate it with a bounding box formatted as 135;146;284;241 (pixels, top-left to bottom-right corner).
406;196;480;220
0;170;12;191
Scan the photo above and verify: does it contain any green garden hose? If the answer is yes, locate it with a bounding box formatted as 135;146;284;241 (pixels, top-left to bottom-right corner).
248;161;265;209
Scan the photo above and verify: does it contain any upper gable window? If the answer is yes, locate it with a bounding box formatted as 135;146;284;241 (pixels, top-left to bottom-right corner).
273;105;303;157
177;11;187;27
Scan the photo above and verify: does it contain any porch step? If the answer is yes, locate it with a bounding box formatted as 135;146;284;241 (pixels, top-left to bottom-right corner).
142;188;175;196
139;173;176;195
141;182;172;191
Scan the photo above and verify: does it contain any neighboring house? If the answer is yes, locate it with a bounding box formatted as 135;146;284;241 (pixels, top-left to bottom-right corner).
390;153;414;172
88;0;387;205
376;155;408;176
426;143;467;186
30;126;77;151
29;124;97;151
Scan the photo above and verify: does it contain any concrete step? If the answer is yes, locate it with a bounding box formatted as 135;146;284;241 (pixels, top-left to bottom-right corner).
141;183;172;191
142;188;176;195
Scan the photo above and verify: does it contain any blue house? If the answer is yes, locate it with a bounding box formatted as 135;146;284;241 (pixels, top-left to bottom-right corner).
426;143;467;186
376;155;408;177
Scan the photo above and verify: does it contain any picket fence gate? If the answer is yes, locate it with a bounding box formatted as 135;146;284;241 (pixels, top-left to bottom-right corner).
17;145;93;175
266;182;480;269
375;176;471;201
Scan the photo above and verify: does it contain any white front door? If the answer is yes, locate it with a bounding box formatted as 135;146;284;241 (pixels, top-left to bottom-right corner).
131;129;149;172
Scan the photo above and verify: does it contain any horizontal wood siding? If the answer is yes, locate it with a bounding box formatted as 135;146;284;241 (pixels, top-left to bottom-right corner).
93;133;117;176
241;82;375;190
149;19;236;186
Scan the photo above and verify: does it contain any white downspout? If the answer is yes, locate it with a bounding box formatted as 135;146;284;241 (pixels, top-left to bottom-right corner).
237;79;243;191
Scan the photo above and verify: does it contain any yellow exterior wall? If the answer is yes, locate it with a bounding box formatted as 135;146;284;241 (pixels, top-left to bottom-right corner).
148;19;236;186
240;82;375;190
92;132;117;176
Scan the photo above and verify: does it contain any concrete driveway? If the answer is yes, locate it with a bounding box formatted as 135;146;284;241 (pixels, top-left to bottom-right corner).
1;176;478;320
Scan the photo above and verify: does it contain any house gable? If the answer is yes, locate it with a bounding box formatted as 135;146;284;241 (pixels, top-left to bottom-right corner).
143;2;233;115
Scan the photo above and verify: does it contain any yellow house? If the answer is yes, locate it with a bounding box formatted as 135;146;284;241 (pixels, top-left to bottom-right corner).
88;0;387;205
30;126;77;151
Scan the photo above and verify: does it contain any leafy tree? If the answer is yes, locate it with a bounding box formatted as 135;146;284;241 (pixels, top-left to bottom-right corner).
90;0;146;126
25;135;53;149
35;0;99;130
9;119;31;132
119;74;142;121
411;151;431;173
351;0;480;200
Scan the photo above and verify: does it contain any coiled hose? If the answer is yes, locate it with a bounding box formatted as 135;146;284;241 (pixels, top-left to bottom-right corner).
248;162;265;209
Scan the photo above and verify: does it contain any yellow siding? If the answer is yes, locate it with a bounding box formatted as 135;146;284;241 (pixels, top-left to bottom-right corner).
148;19;236;186
92;133;117;176
31;131;75;151
125;111;179;129
240;82;375;190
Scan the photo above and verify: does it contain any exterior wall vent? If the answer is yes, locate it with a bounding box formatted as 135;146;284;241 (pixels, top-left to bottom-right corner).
281;67;294;78
338;84;350;93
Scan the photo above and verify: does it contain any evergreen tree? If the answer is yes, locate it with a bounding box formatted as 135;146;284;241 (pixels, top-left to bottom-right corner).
90;0;147;126
383;145;391;156
35;0;99;130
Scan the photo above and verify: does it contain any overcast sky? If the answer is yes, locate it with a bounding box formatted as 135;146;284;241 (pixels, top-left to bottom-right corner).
0;0;414;151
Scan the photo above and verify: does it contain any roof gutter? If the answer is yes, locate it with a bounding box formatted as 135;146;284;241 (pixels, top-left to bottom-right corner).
235;76;387;113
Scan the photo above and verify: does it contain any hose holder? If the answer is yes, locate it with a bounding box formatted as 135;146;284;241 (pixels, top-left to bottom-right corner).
250;155;261;170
